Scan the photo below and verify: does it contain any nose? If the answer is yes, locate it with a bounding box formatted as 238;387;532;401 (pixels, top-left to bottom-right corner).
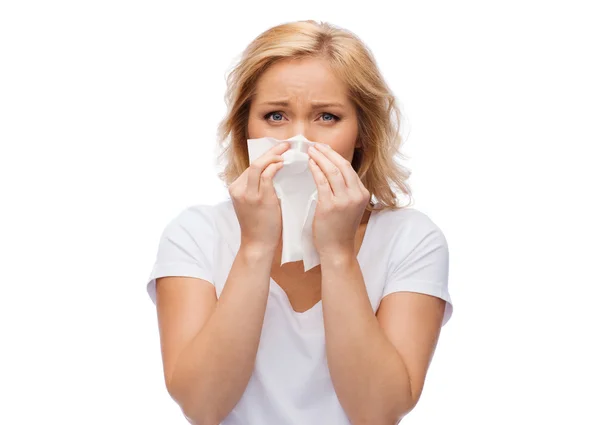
285;122;315;144
287;136;311;153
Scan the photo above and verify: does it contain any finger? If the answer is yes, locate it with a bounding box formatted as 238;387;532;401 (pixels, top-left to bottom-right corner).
228;168;249;199
258;161;284;197
247;155;283;195
308;158;333;202
314;143;358;189
308;146;346;196
246;143;289;195
268;142;291;155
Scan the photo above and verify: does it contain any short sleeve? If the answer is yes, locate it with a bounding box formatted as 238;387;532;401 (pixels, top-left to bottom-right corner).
382;216;454;326
145;206;215;305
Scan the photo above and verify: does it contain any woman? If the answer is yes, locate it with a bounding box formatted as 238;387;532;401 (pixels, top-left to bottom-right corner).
146;20;453;425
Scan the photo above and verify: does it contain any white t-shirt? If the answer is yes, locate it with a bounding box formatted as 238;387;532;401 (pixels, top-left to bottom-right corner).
146;199;453;425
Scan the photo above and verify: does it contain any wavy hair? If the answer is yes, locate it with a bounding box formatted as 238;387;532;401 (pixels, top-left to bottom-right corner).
216;20;413;211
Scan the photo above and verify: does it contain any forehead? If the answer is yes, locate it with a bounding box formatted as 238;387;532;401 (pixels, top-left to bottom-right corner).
253;58;349;102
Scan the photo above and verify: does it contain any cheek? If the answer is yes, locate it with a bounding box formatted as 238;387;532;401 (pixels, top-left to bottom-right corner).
322;142;355;164
319;127;358;160
246;114;262;139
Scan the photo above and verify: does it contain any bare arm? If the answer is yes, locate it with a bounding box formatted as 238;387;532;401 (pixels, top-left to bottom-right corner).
156;142;290;425
321;253;444;424
306;143;446;424
159;244;274;425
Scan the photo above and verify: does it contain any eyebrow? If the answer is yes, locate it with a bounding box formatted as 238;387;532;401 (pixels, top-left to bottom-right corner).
259;100;346;108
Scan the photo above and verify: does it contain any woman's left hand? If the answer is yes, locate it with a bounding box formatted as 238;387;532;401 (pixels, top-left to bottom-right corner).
307;143;371;258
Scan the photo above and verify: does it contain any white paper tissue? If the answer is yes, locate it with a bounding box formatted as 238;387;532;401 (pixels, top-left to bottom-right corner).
247;134;321;271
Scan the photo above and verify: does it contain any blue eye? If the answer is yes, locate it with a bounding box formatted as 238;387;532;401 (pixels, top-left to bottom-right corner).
265;112;284;121
321;113;340;122
264;111;340;123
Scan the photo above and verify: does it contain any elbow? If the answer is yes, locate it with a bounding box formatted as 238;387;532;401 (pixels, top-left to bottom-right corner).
346;385;420;425
177;402;221;425
388;394;420;424
349;401;417;425
167;380;220;425
377;391;420;425
180;410;220;425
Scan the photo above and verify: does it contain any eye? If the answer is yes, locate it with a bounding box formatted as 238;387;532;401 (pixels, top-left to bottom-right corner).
264;111;285;122
320;113;340;122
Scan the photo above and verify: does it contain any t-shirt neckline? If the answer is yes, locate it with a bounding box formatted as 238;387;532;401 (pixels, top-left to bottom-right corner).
269;206;379;318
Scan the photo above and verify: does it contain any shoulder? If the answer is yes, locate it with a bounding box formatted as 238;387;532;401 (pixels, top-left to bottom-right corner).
160;199;239;250
368;206;449;274
160;204;215;240
165;199;234;233
372;206;446;244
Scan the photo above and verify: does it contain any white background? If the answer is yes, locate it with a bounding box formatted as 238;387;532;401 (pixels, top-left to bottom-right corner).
1;0;598;423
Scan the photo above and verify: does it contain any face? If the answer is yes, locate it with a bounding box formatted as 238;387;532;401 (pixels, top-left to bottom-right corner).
247;57;359;163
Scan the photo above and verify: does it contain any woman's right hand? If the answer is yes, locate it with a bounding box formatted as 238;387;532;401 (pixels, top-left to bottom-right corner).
228;142;290;253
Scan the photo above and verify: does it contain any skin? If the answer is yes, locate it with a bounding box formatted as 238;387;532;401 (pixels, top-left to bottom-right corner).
159;57;446;425
247;56;370;311
248;57;446;423
247;57;361;163
307;143;445;423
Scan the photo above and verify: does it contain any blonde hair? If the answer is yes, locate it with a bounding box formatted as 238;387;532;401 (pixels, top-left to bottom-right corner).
216;20;413;211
